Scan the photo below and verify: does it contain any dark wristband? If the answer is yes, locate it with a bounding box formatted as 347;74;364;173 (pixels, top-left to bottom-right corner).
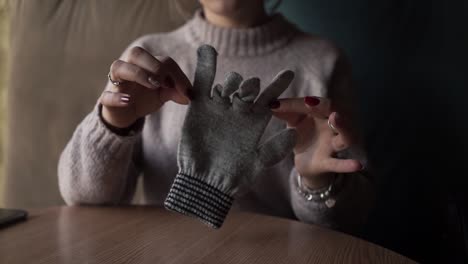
98;105;144;136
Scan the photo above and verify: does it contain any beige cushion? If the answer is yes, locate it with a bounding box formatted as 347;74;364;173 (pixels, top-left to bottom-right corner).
3;0;198;208
0;0;9;206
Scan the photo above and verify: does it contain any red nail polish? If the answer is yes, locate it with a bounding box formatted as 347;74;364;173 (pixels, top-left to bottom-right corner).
269;100;280;109
305;96;320;107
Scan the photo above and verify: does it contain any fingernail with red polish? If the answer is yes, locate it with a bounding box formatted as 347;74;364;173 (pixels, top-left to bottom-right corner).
304;96;320;107
269;100;280;109
148;76;161;88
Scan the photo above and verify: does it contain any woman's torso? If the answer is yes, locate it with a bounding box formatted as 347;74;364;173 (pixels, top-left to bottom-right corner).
132;11;340;219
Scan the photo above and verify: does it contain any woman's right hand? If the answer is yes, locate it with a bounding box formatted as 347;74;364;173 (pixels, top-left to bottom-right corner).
100;46;192;128
271;97;362;189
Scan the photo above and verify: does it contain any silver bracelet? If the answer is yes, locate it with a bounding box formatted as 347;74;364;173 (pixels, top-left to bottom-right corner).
296;174;337;208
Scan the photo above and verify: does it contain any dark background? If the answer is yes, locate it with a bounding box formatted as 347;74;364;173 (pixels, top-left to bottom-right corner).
2;0;466;262
279;0;468;263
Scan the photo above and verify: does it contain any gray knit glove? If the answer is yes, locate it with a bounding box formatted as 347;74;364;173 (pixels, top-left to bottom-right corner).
164;45;297;228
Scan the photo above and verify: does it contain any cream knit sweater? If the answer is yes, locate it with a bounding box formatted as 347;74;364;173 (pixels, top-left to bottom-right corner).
58;10;373;232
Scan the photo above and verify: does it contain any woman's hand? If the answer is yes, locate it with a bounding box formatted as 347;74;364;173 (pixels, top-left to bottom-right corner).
100;46;192;128
271;97;362;189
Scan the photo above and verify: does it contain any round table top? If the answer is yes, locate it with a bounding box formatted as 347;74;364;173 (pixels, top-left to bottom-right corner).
0;206;415;264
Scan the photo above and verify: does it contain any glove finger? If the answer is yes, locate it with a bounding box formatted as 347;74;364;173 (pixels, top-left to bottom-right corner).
238;77;260;102
212;84;231;104
232;94;252;112
257;128;298;167
193;45;218;97
215;83;223;95
221;72;243;97
255;70;294;107
210;83;222;100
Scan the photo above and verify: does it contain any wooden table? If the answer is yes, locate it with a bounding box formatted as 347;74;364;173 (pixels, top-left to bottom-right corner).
0;206;415;264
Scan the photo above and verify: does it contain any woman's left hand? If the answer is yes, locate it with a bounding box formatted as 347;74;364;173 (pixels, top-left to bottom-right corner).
271;96;362;189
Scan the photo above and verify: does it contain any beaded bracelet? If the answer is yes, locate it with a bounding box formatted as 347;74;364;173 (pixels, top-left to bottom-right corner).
296;173;337;208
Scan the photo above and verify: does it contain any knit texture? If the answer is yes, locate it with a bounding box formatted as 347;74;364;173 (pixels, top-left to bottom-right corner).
58;9;373;232
165;173;234;228
164;45;297;228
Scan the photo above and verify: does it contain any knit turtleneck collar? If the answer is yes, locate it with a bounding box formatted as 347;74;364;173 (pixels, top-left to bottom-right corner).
184;9;299;57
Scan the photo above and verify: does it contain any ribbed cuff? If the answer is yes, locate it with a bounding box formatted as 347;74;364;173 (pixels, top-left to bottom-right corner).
164;173;233;229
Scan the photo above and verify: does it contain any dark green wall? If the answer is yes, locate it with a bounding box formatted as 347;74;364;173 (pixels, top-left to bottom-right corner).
278;1;468;262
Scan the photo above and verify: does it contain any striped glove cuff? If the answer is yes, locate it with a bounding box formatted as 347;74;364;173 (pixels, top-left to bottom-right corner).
164;173;234;229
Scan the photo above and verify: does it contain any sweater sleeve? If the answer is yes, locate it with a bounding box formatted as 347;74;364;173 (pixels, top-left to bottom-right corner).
57;36;157;205
289;168;374;234
58;105;143;205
